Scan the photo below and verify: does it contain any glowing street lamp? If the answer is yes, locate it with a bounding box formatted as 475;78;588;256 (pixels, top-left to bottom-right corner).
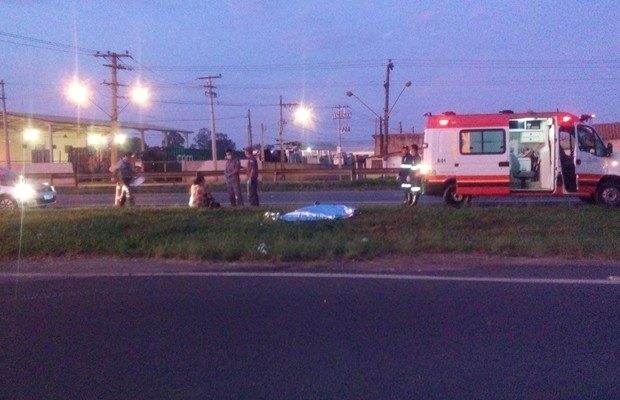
293;104;314;128
66;78;91;107
87;132;105;147
64;77;151;166
129;83;151;107
23;127;41;144
113;132;127;145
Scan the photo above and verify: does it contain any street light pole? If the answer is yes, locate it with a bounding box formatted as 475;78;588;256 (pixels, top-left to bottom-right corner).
346;65;411;159
346;90;382;155
383;59;393;156
278;95;298;171
1;80;9;169
279;95;284;169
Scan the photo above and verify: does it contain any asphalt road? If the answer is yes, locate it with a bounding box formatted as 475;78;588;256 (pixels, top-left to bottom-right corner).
53;189;407;208
52;189;581;208
1;268;618;399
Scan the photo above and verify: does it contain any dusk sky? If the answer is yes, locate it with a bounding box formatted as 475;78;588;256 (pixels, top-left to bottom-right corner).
1;0;618;150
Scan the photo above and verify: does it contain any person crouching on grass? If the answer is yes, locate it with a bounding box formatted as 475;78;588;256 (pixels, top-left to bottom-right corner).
189;171;219;208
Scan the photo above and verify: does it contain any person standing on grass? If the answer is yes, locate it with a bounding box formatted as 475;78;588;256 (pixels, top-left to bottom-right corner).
112;152;136;206
244;147;259;207
398;146;413;181
410;144;422;189
224;148;243;207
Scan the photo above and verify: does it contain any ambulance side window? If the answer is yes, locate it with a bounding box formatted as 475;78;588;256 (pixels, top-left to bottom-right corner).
577;125;606;157
459;129;505;155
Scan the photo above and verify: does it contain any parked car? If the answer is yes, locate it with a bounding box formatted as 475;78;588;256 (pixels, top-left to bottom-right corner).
0;168;57;210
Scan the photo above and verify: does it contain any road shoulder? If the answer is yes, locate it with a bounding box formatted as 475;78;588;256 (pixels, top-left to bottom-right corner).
0;254;618;276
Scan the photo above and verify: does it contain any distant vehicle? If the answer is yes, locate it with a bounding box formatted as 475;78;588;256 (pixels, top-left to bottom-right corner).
419;111;619;207
0;168;57;210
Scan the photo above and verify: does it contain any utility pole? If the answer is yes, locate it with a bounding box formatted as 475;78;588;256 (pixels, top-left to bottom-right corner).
95;51;133;170
332;105;351;168
383;59;394;157
260;123;265;162
198;74;222;171
1;80;9;169
378;117;383;159
247;109;252;148
278;95;298;170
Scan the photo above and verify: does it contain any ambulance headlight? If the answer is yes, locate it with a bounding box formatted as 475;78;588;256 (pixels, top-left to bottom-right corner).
14;182;36;202
418;163;431;175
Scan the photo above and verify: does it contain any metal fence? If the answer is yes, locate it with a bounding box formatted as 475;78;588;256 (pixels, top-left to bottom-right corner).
23;166;399;187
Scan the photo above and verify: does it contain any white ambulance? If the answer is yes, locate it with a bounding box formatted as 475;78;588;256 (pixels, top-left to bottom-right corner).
421;111;620;207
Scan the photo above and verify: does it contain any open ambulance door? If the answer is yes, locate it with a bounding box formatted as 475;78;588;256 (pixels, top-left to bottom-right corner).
507;118;554;191
574;124;607;195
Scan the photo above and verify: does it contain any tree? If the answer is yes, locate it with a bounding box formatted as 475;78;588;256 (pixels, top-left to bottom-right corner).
215;133;236;159
119;137;143;155
162;131;185;148
193;128;212;150
193;128;236;159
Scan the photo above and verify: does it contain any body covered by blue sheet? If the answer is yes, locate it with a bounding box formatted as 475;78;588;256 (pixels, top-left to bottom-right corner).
279;203;356;221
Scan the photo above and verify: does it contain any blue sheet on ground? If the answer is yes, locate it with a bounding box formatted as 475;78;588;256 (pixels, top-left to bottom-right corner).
280;204;356;221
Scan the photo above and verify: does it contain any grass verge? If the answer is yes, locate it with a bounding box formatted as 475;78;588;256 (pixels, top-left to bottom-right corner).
1;205;618;262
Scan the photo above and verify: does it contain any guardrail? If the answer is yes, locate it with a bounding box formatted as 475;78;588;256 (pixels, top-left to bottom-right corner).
23;167;400;187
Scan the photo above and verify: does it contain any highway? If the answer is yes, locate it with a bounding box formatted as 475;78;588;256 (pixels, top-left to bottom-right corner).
2;266;618;399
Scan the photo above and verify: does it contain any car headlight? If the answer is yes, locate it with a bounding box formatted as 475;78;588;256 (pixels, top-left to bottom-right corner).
13;182;36;202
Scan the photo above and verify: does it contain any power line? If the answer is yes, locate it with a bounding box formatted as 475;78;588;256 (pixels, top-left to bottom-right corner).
394;58;620;69
3;29;618;73
138;58;619;73
0;31;98;55
138;60;386;72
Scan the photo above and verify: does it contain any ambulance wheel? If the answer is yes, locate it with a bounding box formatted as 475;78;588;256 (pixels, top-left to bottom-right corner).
443;184;470;208
597;181;620;207
406;192;420;206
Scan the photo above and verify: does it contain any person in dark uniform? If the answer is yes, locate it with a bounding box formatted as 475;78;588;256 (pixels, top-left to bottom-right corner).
398;146;414;182
224;148;243;206
244;147;260;207
410;144;422;189
398;146;414;203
